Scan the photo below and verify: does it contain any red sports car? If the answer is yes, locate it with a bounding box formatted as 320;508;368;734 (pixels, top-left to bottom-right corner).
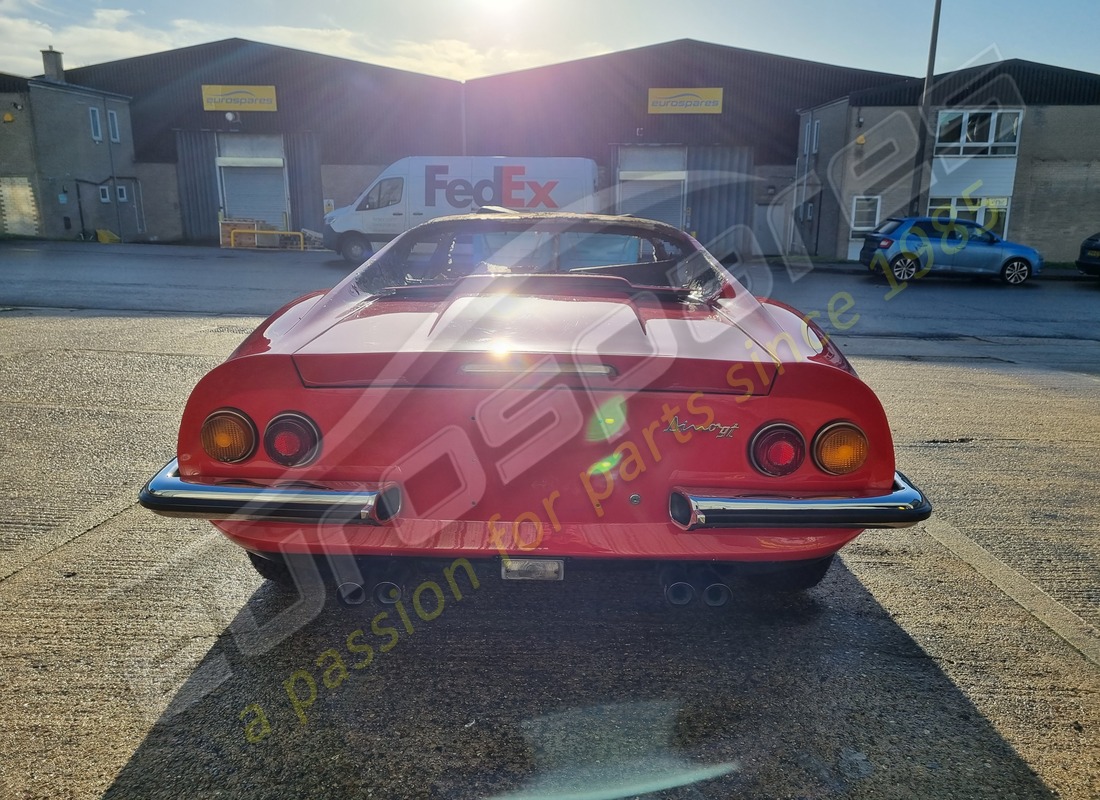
140;211;930;605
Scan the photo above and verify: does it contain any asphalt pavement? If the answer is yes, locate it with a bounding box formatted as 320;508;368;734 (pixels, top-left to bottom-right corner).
0;240;1096;799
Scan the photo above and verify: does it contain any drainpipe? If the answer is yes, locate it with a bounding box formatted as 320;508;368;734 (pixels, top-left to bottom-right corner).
102;96;124;242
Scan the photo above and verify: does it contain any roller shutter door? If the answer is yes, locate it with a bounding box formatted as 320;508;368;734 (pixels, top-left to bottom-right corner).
221;167;288;228
618;179;685;228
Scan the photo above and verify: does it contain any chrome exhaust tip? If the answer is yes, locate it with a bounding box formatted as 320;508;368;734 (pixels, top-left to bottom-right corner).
665;580;695;606
372;580;404;605
701;582;732;608
335;582;367;607
659;566;696;606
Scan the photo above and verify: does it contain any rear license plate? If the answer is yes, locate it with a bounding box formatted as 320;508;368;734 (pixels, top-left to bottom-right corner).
1088;249;1100;257
501;558;564;581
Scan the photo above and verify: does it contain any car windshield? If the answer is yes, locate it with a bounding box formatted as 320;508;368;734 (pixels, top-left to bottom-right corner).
352;217;727;299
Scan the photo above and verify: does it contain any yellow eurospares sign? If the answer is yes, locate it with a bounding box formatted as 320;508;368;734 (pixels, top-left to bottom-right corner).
202;85;278;112
648;88;723;114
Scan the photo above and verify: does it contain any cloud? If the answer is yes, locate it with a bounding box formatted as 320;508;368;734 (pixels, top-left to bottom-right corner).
0;5;609;80
0;15;53;75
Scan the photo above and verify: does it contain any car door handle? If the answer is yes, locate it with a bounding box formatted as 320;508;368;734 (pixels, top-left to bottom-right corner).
412;212;424;216
392;212;403;216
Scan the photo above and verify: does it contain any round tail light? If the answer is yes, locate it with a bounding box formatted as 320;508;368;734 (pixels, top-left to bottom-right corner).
200;409;257;463
814;423;869;475
750;424;805;477
264;413;321;467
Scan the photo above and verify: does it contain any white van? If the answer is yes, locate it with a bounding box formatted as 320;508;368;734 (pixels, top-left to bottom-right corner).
322;156;599;262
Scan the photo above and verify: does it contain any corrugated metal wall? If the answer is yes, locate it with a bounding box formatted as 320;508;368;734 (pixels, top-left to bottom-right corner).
286;132;323;233
464;40;908;166
65;39;463;164
686;146;754;260
175;130;219;243
850;60;1100;107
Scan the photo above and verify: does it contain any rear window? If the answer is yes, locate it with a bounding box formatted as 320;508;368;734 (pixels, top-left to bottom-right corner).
354;218;722;297
872;218;904;235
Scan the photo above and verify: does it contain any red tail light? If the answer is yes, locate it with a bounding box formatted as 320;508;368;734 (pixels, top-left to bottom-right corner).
750;424;805;477
878;238;894;249
264;413;321;467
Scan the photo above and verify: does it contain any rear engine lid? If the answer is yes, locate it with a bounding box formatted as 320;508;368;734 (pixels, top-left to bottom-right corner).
291;293;778;393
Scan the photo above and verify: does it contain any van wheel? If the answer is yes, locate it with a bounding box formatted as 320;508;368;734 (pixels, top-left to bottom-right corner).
340;234;372;264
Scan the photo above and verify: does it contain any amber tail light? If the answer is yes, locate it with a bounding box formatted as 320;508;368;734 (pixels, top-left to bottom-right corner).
813;423;869;475
200;409;257;463
264;413;321;467
749;424;805;477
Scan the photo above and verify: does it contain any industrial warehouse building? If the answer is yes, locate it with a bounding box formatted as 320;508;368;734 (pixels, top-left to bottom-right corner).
796;59;1100;262
2;38;1098;261
0;38;903;256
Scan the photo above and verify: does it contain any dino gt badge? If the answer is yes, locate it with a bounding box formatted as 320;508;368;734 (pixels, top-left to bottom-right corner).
662;414;739;440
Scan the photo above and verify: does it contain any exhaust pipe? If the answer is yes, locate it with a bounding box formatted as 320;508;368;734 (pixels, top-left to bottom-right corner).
701;581;731;607
691;567;731;608
659;566;696;607
335;581;368;607
370;560;412;605
372;579;404;605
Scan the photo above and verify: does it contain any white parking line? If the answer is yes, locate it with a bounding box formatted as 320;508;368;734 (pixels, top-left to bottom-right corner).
925;516;1100;669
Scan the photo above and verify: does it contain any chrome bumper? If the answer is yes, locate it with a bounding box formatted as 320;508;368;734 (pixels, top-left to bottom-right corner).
669;472;931;531
138;460;401;525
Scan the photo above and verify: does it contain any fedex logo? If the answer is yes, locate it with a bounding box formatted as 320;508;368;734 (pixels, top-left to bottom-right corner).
425;165;560;209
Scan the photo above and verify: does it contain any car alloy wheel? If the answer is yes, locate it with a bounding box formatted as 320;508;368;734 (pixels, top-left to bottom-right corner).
890;254;920;282
1001;259;1031;285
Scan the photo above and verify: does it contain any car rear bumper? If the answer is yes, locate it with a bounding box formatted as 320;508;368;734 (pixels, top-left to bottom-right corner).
322;224;339;251
139;460;401;525
1076;258;1100;276
142;460;930;535
668;472;931;531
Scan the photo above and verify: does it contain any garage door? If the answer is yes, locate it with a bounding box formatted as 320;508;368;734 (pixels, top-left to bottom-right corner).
221;167;288;228
618;179;685;228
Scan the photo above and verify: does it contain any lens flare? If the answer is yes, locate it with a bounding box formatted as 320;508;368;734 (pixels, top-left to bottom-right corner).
586;451;623;476
586;395;627;441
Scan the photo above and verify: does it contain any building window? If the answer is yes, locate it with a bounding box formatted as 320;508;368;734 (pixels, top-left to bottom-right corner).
98;186;111;203
928;196;1011;237
89;107;102;141
116;185;128;203
107;110;120;143
935;109;1022;156
850;196;881;233
812;120;821;154
803;121;810;155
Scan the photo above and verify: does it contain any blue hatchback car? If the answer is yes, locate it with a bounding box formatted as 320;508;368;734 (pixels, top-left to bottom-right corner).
860;217;1043;286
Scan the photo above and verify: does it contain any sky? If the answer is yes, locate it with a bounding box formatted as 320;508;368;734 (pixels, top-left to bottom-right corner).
2;0;1099;82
